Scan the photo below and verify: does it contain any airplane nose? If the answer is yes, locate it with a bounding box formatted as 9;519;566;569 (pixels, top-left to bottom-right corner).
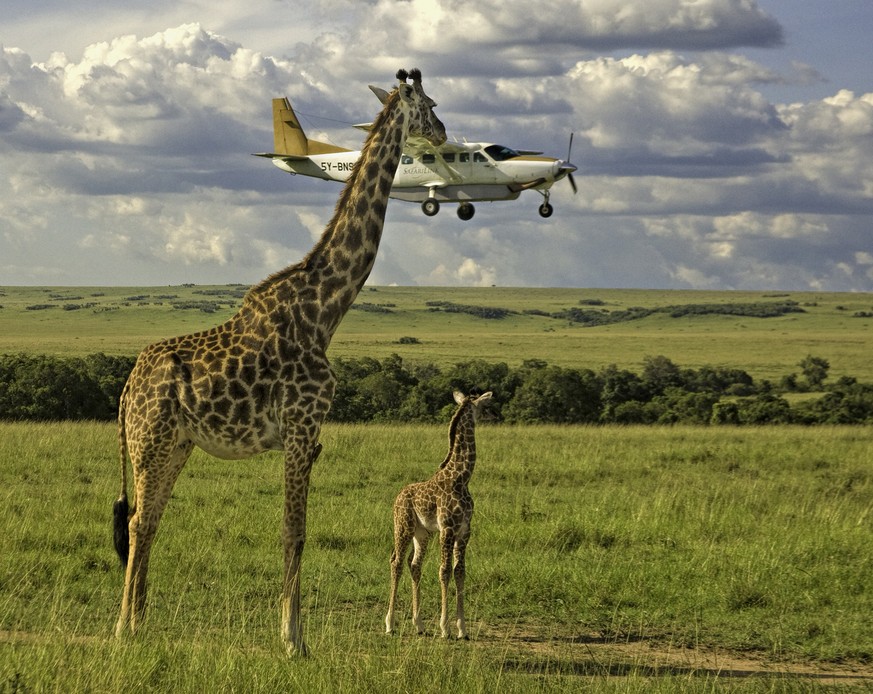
556;161;578;193
554;161;576;178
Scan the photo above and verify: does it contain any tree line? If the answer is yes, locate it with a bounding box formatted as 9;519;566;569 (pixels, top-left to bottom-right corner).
2;351;872;425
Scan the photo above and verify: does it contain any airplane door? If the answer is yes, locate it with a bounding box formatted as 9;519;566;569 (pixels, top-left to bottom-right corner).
471;151;500;183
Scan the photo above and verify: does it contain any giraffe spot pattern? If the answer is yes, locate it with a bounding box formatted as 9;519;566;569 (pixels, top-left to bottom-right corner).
115;68;447;650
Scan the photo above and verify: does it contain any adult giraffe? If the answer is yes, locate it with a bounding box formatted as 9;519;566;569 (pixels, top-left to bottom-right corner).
112;69;446;655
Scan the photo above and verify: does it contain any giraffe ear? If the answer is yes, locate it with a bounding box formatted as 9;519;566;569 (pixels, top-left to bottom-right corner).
369;85;390;105
475;392;493;404
398;83;414;103
453;390;465;404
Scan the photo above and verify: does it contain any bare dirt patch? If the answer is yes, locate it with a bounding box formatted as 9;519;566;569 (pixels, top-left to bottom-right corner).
472;623;873;686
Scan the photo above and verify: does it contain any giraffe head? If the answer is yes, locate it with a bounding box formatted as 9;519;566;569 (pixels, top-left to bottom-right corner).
453;389;493;423
393;68;446;148
438;390;493;470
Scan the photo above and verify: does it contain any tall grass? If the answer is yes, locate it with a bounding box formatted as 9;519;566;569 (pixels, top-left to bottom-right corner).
1;421;871;691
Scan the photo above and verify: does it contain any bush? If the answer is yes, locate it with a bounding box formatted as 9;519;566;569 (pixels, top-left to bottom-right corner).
3;351;873;426
793;379;873;424
0;354;115;420
503;364;601;424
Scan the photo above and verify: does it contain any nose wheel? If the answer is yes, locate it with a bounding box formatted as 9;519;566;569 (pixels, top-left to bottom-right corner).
538;190;554;218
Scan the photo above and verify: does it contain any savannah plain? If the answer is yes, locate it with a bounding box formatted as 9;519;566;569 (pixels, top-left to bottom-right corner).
1;285;872;691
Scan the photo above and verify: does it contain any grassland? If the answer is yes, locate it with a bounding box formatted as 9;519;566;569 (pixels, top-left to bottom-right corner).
2;285;872;690
1;421;872;691
1;285;872;383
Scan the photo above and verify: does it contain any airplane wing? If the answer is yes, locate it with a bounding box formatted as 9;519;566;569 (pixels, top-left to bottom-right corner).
353;122;468;155
430;152;462;184
404;135;445;158
433;140;470;154
252;152;309;161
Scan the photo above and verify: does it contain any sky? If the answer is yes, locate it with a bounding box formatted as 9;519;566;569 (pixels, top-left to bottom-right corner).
2;0;872;291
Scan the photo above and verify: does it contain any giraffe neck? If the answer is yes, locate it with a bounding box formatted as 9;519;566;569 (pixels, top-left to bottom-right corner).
443;406;477;480
248;91;407;347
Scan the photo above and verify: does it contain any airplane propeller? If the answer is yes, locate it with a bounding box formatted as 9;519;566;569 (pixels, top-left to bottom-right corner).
563;132;578;194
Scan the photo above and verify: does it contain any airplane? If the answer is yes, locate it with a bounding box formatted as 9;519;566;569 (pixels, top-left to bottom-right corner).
254;87;577;221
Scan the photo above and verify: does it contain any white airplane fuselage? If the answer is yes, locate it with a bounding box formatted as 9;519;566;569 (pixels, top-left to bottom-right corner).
258;94;576;220
270;145;570;203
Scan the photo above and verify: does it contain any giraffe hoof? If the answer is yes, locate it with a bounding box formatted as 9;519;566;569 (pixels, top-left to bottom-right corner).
285;640;309;657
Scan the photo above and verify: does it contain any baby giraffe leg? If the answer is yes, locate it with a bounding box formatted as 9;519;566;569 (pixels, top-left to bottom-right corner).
410;530;430;634
438;528;455;638
385;527;412;634
453;533;470;639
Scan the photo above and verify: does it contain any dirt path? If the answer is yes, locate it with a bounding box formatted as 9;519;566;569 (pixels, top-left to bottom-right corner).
475;623;873;686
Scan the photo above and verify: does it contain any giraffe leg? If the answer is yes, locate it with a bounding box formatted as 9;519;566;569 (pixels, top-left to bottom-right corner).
409;529;430;634
116;439;192;637
385;504;413;635
453;531;471;639
438;528;455;638
280;434;320;656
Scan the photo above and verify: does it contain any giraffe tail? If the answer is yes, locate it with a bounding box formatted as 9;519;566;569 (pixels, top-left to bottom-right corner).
113;387;131;566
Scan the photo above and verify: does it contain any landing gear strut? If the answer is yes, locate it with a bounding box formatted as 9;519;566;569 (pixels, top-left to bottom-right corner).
457;203;475;221
538;190;553;218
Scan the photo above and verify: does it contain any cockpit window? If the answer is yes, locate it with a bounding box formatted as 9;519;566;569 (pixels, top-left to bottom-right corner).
484;144;521;161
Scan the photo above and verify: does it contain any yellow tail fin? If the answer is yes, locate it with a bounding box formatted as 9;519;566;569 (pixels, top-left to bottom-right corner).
272;98;348;156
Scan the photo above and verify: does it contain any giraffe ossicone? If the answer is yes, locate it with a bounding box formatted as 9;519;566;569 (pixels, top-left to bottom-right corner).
385;390;493;639
112;68;445;656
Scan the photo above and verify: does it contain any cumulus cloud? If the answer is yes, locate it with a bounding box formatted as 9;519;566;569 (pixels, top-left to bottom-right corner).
1;2;872;292
565;52;786;153
350;0;782;77
6;25;301;154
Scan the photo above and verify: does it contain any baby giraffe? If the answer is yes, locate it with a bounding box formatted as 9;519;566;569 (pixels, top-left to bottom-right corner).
385;390;492;639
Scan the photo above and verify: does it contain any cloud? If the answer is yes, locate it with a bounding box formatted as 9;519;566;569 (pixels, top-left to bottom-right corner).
350;0;782;78
777;90;873;204
566;53;786;152
0;5;871;292
4;25;319;158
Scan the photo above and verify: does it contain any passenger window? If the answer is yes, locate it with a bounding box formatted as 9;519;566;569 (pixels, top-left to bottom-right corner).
473;152;488;163
459;153;469;163
443;153;455;163
401;155;413;165
422;153;435;164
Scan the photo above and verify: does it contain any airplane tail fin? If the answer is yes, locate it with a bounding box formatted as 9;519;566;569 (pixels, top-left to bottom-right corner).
271;97;348;156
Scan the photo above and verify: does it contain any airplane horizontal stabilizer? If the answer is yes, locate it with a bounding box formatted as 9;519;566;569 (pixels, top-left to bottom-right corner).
252;152;310;161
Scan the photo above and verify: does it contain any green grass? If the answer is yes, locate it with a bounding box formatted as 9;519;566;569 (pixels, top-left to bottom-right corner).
2;285;873;383
2;421;871;691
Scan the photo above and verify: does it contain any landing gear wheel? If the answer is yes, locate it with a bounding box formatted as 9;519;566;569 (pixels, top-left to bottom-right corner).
457;203;475;221
422;199;440;216
538;202;554;218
